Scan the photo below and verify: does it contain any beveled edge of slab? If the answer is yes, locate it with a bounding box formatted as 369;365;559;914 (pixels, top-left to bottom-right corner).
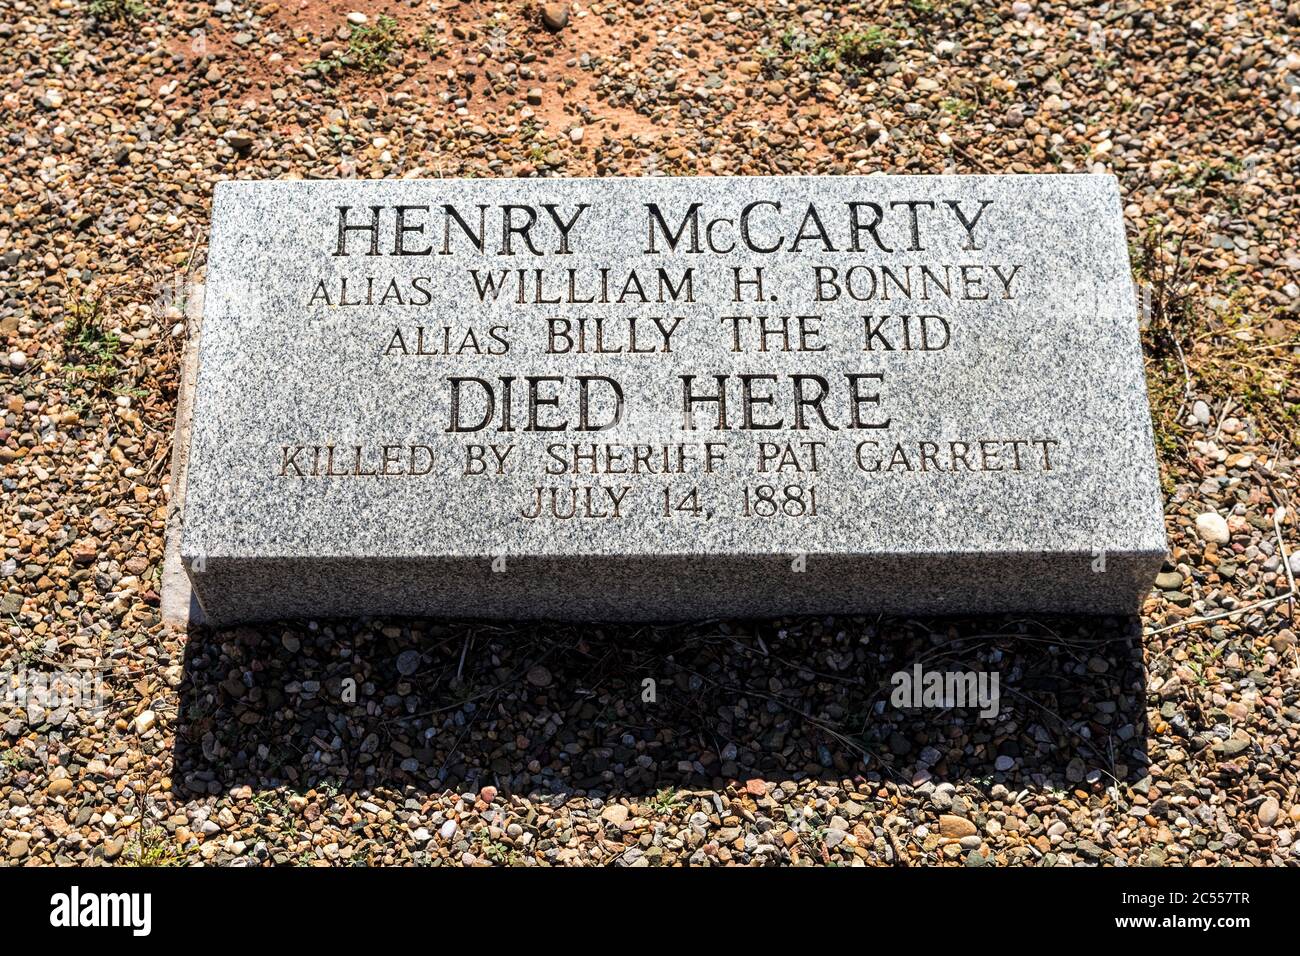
183;548;1165;627
161;292;207;631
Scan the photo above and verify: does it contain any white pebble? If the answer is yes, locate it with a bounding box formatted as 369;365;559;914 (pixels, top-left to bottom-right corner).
1195;511;1231;544
7;350;26;368
346;12;368;24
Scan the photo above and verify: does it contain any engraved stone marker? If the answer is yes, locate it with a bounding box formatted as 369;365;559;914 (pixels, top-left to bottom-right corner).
180;175;1166;624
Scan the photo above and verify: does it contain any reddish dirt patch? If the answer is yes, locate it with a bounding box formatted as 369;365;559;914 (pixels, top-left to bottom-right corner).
159;0;656;147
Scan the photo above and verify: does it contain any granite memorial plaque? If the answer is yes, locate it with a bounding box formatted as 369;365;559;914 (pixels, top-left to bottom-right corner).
179;175;1166;624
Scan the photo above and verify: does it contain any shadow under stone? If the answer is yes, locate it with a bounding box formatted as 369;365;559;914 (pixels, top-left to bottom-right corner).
170;613;1150;801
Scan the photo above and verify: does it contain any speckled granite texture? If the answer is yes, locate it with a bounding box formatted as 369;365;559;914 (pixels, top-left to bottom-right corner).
182;175;1166;624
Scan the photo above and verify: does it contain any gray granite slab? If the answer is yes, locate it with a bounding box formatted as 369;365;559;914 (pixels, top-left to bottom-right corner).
181;174;1166;624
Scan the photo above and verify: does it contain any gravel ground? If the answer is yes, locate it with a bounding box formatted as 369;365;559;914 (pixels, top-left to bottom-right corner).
1;0;1298;866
